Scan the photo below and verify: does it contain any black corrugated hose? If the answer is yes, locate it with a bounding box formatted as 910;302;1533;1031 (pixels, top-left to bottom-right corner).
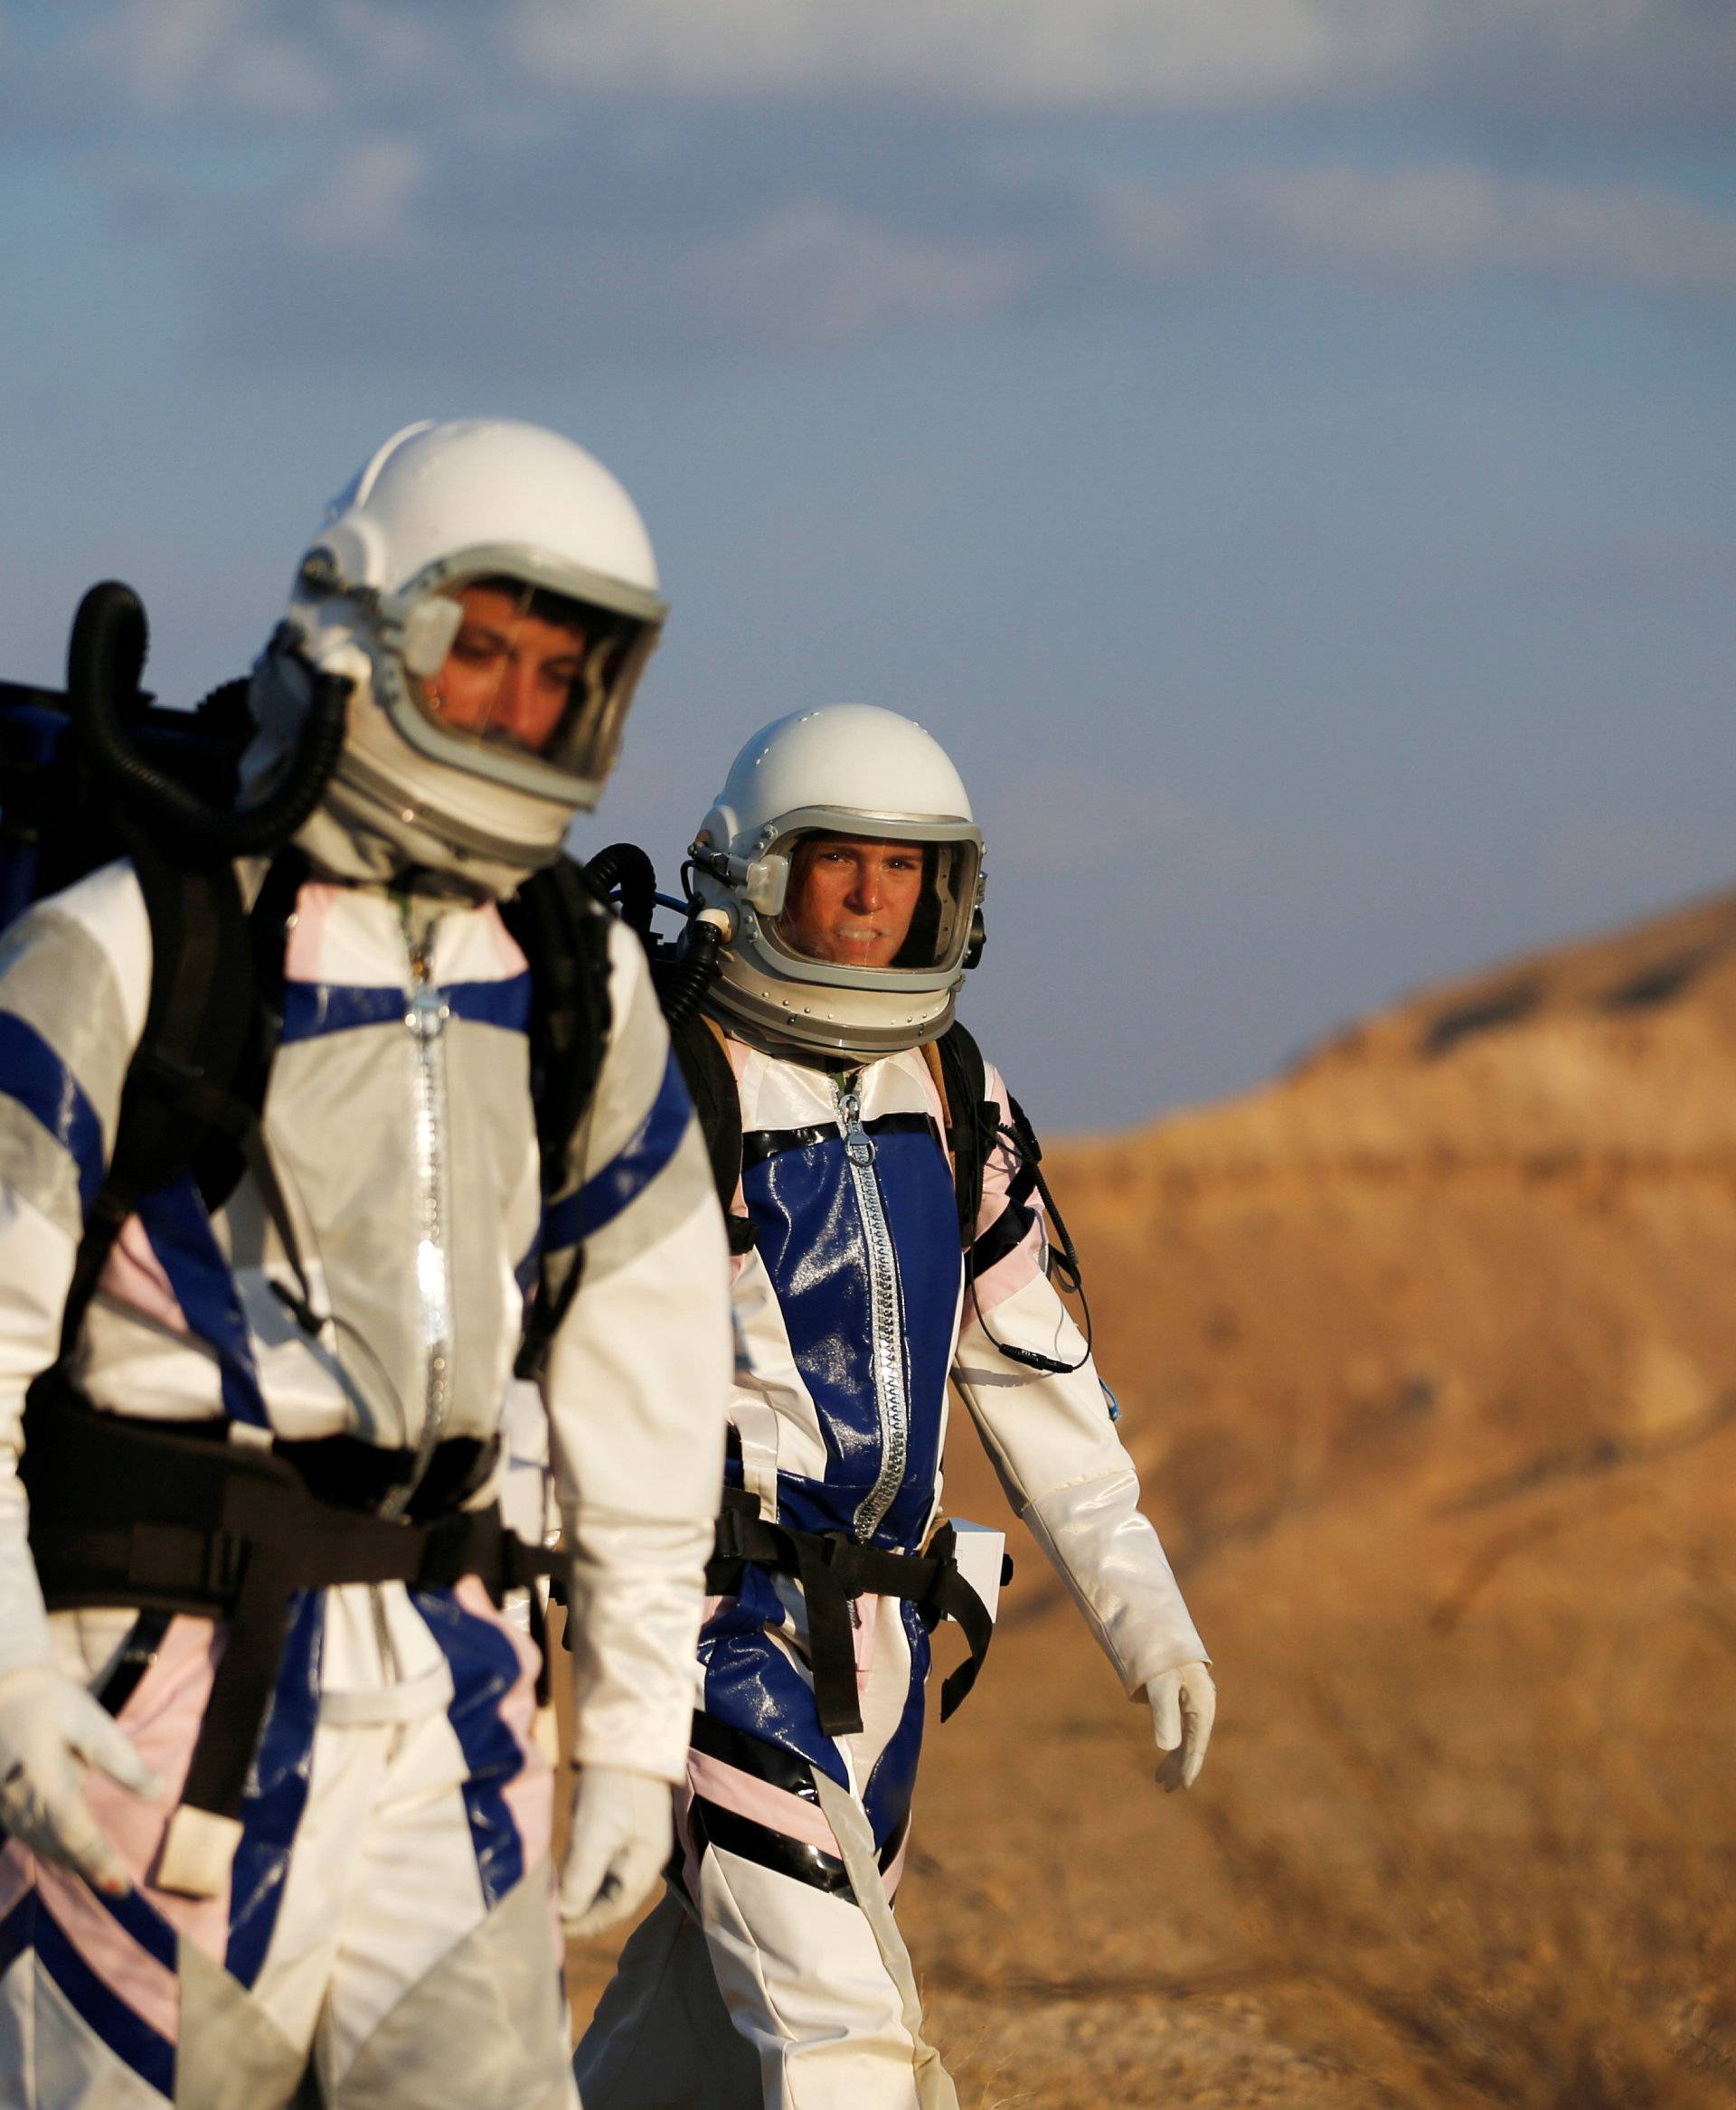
68;581;348;858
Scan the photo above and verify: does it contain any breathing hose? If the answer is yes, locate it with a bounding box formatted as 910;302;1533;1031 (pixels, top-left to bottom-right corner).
68;581;348;857
656;918;725;1029
583;841;658;935
583;840;728;1027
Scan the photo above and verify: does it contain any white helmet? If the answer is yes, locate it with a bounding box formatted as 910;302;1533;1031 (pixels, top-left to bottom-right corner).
250;418;666;896
692;705;985;1060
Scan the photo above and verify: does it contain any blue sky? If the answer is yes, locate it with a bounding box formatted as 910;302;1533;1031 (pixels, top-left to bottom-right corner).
3;1;1732;1126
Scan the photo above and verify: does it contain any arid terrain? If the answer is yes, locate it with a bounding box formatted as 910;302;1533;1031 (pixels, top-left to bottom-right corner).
573;887;1736;2106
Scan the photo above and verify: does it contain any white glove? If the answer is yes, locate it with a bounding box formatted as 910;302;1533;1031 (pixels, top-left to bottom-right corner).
0;1664;163;1895
1147;1660;1215;1793
559;1765;673;1938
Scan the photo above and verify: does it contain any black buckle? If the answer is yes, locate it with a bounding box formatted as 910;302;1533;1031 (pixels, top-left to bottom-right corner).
712;1493;765;1563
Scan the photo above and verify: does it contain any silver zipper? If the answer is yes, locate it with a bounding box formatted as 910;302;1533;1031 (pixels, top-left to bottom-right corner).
381;913;453;1522
836;1078;910;1542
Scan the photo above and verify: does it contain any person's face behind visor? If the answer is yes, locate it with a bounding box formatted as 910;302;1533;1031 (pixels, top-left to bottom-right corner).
777;834;926;968
422;581;589;758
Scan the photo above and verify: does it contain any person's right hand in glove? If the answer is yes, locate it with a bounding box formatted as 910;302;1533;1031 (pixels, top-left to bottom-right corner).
0;1663;162;1895
1147;1660;1216;1794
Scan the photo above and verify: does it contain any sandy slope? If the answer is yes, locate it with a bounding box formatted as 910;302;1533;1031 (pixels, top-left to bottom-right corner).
574;886;1736;2105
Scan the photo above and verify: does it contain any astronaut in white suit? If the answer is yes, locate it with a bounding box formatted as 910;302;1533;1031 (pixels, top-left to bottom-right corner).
0;420;731;2109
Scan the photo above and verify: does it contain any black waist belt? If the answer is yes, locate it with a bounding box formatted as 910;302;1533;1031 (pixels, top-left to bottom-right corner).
704;1487;998;1738
21;1384;557;1826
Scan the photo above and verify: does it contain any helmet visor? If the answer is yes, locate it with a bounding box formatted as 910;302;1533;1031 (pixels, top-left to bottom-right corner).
763;824;982;978
403;573;655;789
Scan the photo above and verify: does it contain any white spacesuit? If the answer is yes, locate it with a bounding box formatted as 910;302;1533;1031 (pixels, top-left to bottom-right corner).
573;706;1212;2110
0;421;731;2108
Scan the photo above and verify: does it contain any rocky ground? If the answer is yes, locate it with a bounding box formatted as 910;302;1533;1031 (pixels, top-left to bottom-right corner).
573;887;1736;2105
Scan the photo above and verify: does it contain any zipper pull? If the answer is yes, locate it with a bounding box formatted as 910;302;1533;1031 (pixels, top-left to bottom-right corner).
836;1080;874;1165
407;980;449;1042
405;938;450;1042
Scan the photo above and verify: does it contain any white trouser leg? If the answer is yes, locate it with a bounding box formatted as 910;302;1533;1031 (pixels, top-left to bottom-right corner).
0;1596;573;2110
307;1713;575;2110
578;1597;957;2110
699;1837;945;2110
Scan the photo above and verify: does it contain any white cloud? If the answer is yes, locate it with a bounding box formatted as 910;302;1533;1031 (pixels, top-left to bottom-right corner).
279;137;430;259
80;0;339;117
53;0;1736;127
680;200;1044;344
505;0;1734;119
320;0;457;88
508;0;1417;109
1092;165;1736;297
81;0;244;109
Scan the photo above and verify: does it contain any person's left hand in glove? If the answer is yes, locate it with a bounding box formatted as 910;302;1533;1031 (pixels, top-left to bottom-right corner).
1146;1661;1215;1793
559;1765;674;1938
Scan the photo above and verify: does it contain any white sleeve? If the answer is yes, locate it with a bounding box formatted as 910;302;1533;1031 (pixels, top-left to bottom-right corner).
952;1059;1207;1694
0;868;151;1679
541;924;731;1782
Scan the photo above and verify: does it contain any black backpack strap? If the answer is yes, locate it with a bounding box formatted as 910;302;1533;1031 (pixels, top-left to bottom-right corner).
931;1021;1000;1267
667;1010;754;1254
59;845;311;1358
499;857;615;1381
61;848;263;1354
935;1023;1090;1365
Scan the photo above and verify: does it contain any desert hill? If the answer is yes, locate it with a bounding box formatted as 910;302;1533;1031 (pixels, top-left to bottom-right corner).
574;889;1736;2107
918;885;1736;2105
1033;884;1736;1559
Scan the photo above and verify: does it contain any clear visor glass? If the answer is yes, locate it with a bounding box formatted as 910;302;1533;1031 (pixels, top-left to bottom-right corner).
405;573;654;785
765;828;980;977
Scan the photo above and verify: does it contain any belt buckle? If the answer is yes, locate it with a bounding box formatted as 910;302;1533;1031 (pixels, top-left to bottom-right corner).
713;1502;754;1561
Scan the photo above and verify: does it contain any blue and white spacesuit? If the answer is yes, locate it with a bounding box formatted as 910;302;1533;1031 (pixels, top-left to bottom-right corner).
575;707;1213;2110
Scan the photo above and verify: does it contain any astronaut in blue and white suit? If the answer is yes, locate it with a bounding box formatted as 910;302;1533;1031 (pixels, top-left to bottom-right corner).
575;706;1214;2110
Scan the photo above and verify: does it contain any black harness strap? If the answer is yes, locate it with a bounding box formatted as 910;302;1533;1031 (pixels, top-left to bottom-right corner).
60;845;309;1354
931;1021;1000;1264
668;1016;1018;1733
23;1387;556;1825
705;1491;995;1738
29;847;609;1823
178;1467;534;1826
936;1022;1090;1312
668;1010;756;1254
965;1157;1041;1283
741;1110;933;1172
500;859;614;1380
998;1091;1084;1297
61;850;248;1352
